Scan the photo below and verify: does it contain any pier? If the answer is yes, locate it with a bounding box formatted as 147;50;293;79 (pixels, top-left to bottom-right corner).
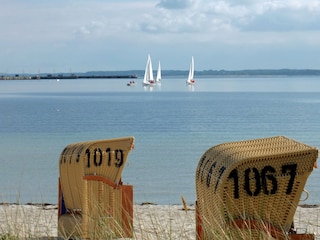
0;74;138;80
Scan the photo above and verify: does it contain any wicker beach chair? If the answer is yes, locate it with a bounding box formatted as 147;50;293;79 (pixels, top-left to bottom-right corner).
195;136;318;240
58;136;135;239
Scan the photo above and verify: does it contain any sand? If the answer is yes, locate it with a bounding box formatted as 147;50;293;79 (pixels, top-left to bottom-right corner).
0;203;319;239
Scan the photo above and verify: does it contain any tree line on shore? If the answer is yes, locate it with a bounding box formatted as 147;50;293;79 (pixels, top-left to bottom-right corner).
2;69;320;80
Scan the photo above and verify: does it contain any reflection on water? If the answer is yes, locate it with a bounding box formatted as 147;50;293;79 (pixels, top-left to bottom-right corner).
1;76;320;94
143;85;154;92
188;84;195;92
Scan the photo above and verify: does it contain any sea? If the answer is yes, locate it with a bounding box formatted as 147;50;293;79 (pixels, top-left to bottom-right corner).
0;76;320;206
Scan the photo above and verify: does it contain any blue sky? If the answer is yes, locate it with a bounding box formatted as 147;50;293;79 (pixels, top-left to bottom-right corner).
1;0;320;73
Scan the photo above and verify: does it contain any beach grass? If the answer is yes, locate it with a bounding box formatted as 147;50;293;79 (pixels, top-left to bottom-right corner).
0;202;319;239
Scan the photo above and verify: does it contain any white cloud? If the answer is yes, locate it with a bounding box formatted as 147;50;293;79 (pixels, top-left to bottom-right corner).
156;0;195;9
74;21;105;36
2;0;320;42
238;0;320;31
1;0;320;72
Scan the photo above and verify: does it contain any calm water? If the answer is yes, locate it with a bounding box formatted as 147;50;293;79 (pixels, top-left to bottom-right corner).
0;76;320;205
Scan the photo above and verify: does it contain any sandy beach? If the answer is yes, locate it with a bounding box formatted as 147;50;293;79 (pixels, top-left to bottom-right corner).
0;203;319;239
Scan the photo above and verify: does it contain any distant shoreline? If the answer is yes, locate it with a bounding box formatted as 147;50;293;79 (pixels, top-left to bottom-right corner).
1;69;320;80
0;74;138;80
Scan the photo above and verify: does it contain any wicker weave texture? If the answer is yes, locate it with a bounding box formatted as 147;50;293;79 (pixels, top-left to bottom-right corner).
82;180;123;238
196;136;318;238
59;136;134;210
58;179;130;239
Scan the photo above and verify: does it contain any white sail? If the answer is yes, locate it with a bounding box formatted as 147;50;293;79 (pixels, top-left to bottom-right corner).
143;54;155;86
186;56;195;85
148;55;154;83
156;61;161;82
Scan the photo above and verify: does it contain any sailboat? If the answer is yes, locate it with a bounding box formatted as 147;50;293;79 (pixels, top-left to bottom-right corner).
186;56;195;85
143;54;155;86
156;61;161;83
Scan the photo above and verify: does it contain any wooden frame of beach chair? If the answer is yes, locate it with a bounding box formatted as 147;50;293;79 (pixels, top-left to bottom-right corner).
58;136;135;239
195;136;318;240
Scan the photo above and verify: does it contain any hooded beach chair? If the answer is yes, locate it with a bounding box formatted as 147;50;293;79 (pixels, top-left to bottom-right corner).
195;136;318;240
58;136;135;239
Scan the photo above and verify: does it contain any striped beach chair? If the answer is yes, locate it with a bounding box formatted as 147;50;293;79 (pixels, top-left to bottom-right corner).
196;136;318;240
58;136;135;239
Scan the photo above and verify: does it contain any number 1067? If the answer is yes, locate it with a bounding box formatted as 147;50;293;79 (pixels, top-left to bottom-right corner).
227;163;297;199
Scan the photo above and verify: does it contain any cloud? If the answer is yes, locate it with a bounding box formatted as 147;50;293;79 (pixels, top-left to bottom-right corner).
1;0;320;72
232;0;320;31
151;0;320;34
74;21;105;36
2;0;320;43
156;0;195;9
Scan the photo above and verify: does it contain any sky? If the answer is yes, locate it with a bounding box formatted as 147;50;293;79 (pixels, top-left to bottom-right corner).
1;0;320;73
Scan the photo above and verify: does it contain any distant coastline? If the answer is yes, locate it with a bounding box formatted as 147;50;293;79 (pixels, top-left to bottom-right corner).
1;69;320;80
0;73;138;80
